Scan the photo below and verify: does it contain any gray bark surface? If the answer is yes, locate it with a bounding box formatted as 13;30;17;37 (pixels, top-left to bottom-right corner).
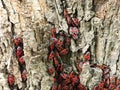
0;0;120;90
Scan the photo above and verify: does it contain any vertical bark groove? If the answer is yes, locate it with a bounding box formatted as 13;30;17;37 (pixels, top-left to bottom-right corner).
0;0;120;90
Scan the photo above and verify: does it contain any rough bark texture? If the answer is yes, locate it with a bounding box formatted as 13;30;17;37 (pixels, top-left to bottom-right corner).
0;0;120;90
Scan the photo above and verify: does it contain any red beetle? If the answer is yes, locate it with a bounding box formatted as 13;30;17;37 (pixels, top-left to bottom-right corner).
52;27;57;38
55;38;64;52
103;75;110;88
65;37;70;46
109;83;116;90
60;73;68;80
66;15;72;26
47;67;55;75
69;71;74;76
77;62;84;74
71;75;79;86
59;64;64;72
48;51;56;60
57;84;62;90
77;83;87;90
84;51;91;61
71;18;80;27
51;84;57;90
18;57;25;65
16;46;24;58
62;85;70;90
53;57;59;67
116;85;120;90
98;81;105;88
21;69;27;82
93;85;99;90
49;51;58;60
60;73;71;85
54;77;57;83
116;77;120;85
13;36;22;47
103;88;108;90
63;79;71;85
69;27;79;40
64;9;79;27
64;9;68;18
49;38;58;51
56;64;64;73
98;64;110;78
59;48;69;55
8;74;15;86
49;42;55;51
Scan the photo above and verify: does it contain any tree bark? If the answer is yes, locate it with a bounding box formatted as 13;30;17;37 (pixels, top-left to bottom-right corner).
0;0;120;90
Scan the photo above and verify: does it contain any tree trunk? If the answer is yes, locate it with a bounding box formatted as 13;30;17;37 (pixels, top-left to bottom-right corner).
0;0;120;90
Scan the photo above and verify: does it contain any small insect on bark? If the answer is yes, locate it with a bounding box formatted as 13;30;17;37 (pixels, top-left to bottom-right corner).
8;74;15;86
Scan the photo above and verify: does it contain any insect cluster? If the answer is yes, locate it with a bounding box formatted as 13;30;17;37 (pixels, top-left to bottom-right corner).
64;9;79;40
47;8;88;90
47;8;120;90
48;27;88;90
92;64;120;90
8;36;27;90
